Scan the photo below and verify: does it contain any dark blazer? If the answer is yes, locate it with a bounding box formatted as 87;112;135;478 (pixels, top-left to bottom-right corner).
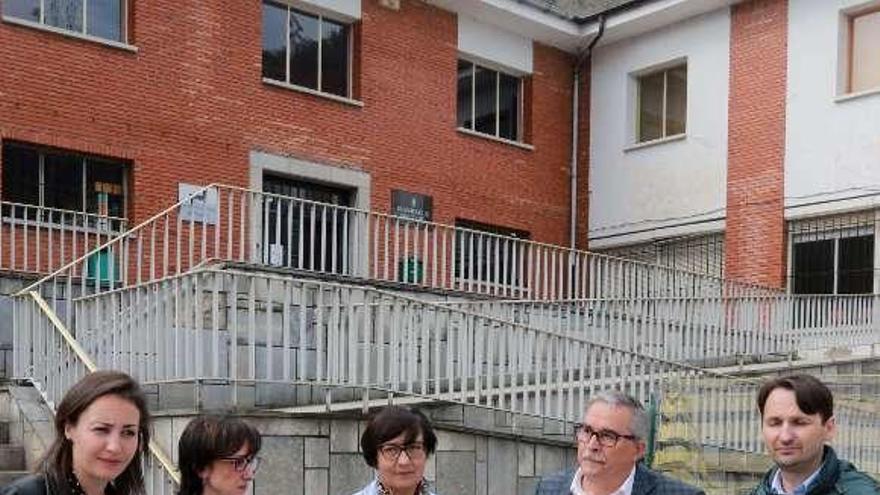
0;475;50;495
535;463;705;495
748;447;879;495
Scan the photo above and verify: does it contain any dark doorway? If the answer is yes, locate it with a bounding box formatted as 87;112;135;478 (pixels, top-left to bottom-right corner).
262;175;353;274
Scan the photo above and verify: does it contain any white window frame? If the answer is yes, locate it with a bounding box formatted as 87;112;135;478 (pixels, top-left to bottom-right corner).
457;59;525;143
1;0;131;48
634;62;688;145
788;223;876;295
847;6;880;94
263;1;354;100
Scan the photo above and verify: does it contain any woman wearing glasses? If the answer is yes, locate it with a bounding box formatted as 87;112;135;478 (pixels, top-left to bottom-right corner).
354;406;438;495
176;415;262;495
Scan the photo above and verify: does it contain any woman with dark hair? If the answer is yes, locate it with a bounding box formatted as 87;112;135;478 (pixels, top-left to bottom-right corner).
1;370;152;495
176;415;262;495
354;406;439;495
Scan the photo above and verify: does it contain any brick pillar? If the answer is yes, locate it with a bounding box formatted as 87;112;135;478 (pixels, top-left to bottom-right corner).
725;0;788;288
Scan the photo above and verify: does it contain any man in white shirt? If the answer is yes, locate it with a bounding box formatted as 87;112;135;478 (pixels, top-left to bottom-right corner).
536;391;704;495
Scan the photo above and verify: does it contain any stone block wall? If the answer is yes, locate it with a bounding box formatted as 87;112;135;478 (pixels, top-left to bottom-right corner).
152;405;576;495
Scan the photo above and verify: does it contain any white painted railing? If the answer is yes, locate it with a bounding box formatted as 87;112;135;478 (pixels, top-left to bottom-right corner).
14;291;179;492
18;267;875;473
655;375;880;480
0;201;127;275
8;184;880;479
15;184;772;309
444;294;880;365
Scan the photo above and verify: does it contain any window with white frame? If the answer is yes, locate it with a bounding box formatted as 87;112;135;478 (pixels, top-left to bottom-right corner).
847;7;880;94
457;59;523;142
262;1;351;98
1;142;127;227
2;0;127;43
636;64;687;143
791;227;875;295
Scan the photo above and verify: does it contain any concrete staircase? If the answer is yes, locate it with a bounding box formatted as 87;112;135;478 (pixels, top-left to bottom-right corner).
0;383;28;486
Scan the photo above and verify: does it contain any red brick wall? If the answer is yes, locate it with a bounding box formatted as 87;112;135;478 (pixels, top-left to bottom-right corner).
725;0;788;288
0;0;583;248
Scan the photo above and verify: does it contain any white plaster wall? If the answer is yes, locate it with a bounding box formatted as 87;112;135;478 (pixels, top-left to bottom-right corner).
785;0;880;219
294;0;361;21
458;15;533;74
588;9;730;248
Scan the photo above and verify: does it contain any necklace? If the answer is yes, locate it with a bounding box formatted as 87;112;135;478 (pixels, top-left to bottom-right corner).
67;473;87;495
375;478;432;494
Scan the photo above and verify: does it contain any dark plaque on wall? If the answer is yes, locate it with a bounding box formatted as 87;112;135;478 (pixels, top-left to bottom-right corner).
392;190;433;221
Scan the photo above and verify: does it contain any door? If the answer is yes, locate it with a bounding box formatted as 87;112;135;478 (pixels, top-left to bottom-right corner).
263;175;353;274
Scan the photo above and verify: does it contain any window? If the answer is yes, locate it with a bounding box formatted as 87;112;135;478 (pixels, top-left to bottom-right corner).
262;1;351;98
457;60;523;142
849;8;880;93
454;219;529;287
2;0;127;43
1;142;127;226
792;233;874;295
636;64;687;143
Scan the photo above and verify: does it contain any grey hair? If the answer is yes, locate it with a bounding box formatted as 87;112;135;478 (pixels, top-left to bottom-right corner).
585;390;650;441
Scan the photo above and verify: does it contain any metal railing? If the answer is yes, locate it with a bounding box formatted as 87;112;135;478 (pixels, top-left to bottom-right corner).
8;184;880;484
444;293;880;365
14;184;773;306
654;376;880;489
0;201;128;276
19;267;875;473
15;291;180;492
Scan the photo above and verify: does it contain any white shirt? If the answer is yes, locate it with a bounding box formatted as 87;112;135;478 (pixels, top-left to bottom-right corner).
769;462;824;495
569;465;637;495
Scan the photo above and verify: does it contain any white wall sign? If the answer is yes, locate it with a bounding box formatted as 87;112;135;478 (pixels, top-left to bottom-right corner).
178;183;219;225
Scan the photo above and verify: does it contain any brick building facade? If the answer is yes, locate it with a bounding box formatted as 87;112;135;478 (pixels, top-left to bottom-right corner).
0;0;590;260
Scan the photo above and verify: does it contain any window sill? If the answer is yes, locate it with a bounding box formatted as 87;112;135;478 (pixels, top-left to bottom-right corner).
624;133;686;152
1;15;137;52
263;78;364;108
456;127;534;151
835;86;880;104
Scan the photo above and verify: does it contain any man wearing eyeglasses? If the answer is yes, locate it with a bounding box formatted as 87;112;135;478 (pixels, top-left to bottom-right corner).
536;391;704;495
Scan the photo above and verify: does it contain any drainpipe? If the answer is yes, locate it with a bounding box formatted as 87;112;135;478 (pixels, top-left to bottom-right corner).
570;14;606;250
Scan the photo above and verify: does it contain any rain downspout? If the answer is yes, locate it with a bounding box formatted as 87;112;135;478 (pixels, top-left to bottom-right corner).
570;14;606;250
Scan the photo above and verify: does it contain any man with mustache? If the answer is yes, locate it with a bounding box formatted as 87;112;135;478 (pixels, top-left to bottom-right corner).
535;391;704;495
748;374;878;495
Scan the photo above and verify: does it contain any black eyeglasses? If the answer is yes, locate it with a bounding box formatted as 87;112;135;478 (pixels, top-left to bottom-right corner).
219;455;261;473
573;424;638;448
378;442;427;462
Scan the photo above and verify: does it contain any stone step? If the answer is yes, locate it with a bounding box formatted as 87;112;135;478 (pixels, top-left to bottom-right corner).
0;445;25;471
0;470;30;486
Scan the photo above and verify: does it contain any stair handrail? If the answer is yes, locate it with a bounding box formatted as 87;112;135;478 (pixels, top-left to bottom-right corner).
26;290;182;486
14;184;218;297
14;182;778;299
